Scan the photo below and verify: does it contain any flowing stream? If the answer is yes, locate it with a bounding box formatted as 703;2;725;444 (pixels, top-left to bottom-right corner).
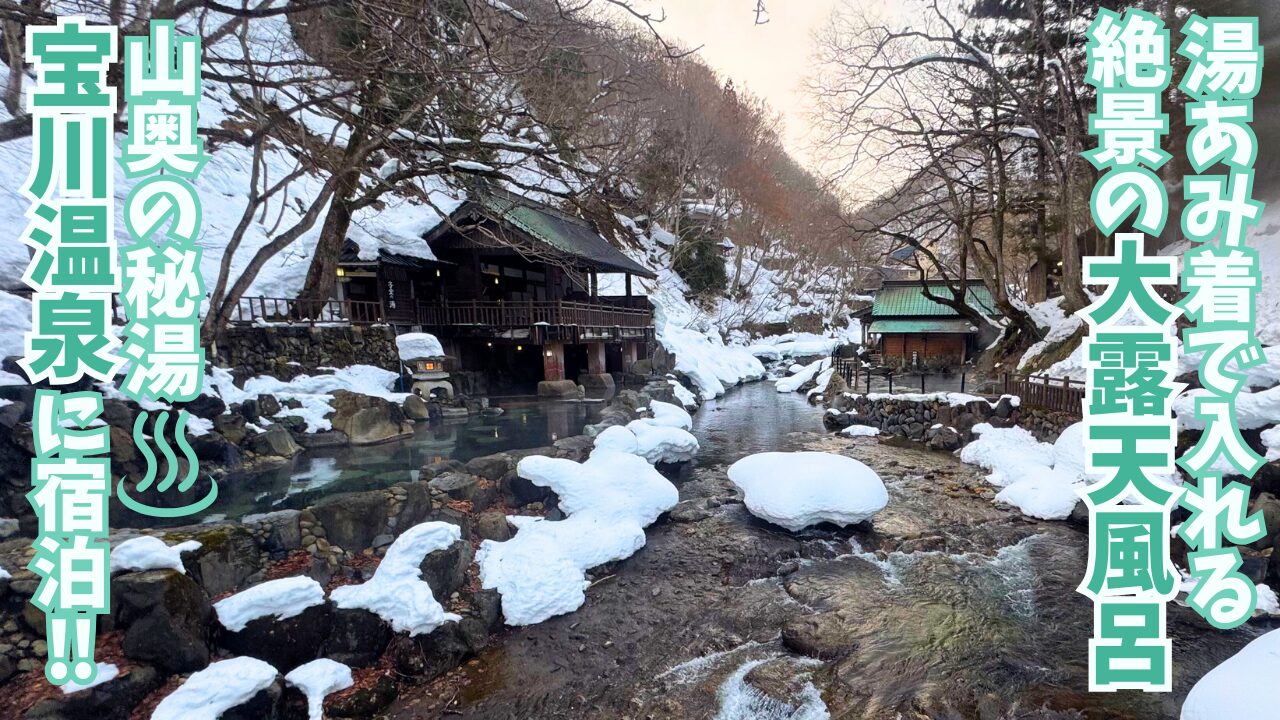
374;383;1268;718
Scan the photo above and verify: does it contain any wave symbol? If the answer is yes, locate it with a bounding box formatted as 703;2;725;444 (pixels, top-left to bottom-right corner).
117;409;218;518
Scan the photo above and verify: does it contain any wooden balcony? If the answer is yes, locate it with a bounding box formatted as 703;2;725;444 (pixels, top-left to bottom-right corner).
228;296;654;338
416;299;651;329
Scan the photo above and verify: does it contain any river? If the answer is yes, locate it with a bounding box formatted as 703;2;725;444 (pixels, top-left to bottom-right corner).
385;383;1267;718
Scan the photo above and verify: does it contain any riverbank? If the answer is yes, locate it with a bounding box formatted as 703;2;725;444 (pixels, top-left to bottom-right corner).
390;383;1269;719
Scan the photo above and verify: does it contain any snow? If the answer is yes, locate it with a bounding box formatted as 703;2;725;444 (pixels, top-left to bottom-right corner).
994;474;1083;520
960;423;1084;520
329;521;463;635
727;451;888;532
658;323;765;400
395;332;444;360
959;424;1056;488
647;400;693;430
208;365;407;433
285;659;354;720
59;663;118;695
861;391;1015;408
152;657;279;720
186;416;214;436
110;536;202;574
775;358;829;393
748;332;845;360
1263;425;1280;462
476;450;677;625
214;575;327;632
0;565;9;580
1181;629;1280;720
1256;583;1280;616
1175;385;1280;431
668;379;699;409
839;424;881;437
625;419;701;464
592;425;639;455
450;160;495;173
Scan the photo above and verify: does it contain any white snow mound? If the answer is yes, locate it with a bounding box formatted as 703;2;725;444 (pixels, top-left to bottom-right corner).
476;450;678;625
329;521;463;635
625;418;700;464
592;425;639;455
110;536;202;574
214;575;326;632
396;332;444;360
1182;629;1280;720
152;657;279;720
647;400;693;430
285;658;354;720
727;451;888;532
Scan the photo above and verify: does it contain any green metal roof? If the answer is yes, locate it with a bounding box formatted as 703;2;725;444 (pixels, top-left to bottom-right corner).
871;282;997;318
475;192;656;278
868;318;978;334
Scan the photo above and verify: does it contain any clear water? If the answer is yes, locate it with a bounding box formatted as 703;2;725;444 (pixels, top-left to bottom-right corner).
113;397;603;527
691;382;825;467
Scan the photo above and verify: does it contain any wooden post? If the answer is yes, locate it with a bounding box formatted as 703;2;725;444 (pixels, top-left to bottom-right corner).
543;341;566;382
625;273;632;299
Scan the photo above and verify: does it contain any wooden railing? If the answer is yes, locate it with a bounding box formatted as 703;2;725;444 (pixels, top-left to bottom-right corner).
417;299;652;329
228;296;652;329
229;297;384;325
1001;373;1085;416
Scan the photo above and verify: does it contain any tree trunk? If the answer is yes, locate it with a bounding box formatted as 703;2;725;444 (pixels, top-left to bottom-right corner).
294;166;360;318
1058;172;1090;313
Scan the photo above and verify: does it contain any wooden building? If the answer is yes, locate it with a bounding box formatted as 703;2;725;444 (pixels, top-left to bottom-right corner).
237;189;657;395
866;280;997;369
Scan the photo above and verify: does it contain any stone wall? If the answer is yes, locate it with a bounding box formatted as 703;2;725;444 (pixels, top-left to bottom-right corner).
824;391;1078;448
214;324;400;378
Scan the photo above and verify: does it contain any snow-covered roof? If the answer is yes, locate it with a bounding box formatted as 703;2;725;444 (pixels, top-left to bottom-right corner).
425;189;656;278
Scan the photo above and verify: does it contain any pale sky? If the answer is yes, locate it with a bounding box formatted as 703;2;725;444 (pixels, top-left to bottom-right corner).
650;0;846;169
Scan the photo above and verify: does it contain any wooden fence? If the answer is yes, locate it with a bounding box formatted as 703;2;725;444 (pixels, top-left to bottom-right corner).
1001;372;1085;416
830;353;1084;416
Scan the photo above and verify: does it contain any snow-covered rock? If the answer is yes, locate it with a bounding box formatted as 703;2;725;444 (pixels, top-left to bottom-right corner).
775;358;829;394
993;473;1084;521
152;657;279;720
959;424;1056;488
592;425;640;455
110;536;202;574
329;521;463;635
214;576;327;632
625;419;700;464
395;332;444;360
206;365;408;433
647;399;693;430
839;424;880;438
285;658;354;720
727;451;888;532
668;379;699;409
748;332;845;360
1181;629;1280;719
476;450;677;625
